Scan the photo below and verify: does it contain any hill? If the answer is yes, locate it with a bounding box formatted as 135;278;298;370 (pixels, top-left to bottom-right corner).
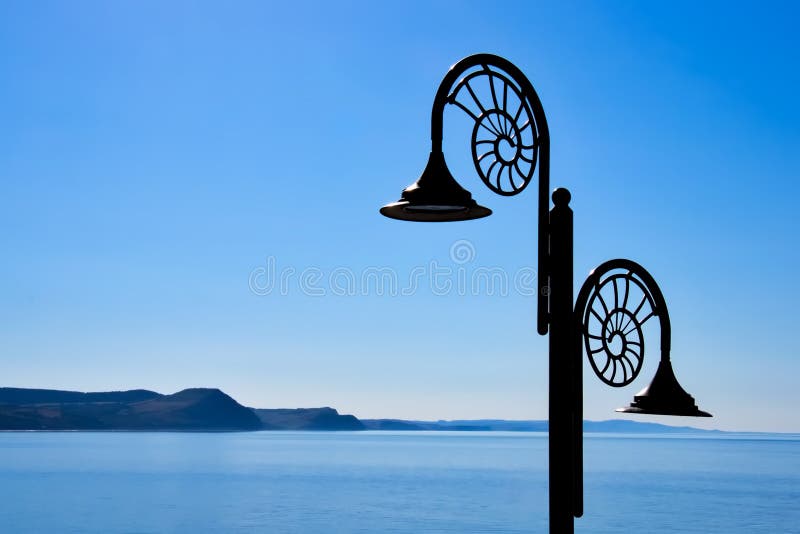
252;407;365;430
0;387;261;431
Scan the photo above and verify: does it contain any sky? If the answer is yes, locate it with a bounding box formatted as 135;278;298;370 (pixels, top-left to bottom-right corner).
1;1;798;432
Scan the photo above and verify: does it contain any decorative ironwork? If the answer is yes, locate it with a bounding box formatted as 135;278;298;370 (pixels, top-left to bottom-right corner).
578;262;661;387
447;64;539;196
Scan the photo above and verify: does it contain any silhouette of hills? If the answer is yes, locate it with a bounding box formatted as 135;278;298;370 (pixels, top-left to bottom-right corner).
0;387;362;431
0;387;720;433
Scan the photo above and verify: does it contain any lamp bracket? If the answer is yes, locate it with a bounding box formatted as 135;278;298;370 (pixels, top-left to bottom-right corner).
429;54;552;334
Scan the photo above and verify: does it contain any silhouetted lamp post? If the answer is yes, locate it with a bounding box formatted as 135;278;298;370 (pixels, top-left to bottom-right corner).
379;54;711;534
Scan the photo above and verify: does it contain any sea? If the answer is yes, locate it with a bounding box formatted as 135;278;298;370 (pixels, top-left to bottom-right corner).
0;431;797;533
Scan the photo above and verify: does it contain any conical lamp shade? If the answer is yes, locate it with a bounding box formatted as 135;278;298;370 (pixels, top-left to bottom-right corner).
380;151;491;222
616;360;712;417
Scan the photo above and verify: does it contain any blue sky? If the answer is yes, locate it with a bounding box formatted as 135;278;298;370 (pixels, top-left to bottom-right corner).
1;1;798;432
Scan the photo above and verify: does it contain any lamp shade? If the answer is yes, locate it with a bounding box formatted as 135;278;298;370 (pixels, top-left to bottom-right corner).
616;360;712;417
380;151;491;222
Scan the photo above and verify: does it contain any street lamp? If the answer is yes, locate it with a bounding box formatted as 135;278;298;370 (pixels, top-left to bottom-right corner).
379;54;711;534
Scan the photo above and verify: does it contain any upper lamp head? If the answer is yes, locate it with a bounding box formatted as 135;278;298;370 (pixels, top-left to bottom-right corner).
616;360;712;417
380;151;492;222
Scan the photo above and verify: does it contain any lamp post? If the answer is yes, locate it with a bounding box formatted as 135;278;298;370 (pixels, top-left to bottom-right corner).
379;54;711;533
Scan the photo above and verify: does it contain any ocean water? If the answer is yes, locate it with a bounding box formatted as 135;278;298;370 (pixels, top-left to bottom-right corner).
0;431;797;533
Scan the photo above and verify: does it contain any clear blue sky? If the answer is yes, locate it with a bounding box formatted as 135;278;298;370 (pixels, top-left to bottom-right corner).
1;1;797;432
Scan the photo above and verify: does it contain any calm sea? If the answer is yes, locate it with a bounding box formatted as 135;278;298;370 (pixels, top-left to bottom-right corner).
0;431;797;533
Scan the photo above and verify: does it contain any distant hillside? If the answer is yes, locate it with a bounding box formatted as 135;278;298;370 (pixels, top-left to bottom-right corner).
0;388;161;405
361;419;436;431
252;407;365;430
0;387;261;431
0;388;363;431
0;387;719;433
361;418;716;433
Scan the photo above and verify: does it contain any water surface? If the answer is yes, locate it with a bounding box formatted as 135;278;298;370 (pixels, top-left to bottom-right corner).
0;431;797;533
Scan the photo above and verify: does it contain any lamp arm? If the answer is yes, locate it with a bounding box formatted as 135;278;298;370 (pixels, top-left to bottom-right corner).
428;53;552;334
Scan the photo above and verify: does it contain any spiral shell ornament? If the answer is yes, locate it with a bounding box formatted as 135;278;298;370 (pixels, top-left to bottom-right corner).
582;269;658;387
448;64;539;196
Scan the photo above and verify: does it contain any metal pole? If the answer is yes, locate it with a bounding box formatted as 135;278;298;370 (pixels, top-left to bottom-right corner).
548;187;574;534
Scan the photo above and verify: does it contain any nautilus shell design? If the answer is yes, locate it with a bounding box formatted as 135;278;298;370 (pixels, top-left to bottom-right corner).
581;269;658;387
447;64;540;196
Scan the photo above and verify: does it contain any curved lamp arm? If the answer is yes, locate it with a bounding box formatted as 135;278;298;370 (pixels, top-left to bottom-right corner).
430;54;552;334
